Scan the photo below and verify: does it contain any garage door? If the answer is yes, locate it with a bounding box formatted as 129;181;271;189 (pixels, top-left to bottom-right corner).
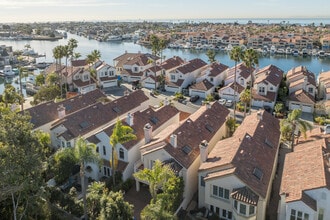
190;90;206;98
103;81;117;88
302;105;312;113
290;103;300;110
144;82;155;89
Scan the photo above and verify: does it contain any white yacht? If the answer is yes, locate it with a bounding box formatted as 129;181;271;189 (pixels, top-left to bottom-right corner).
1;65;15;76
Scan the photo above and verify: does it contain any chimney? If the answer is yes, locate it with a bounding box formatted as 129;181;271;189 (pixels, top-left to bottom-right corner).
164;97;170;106
257;110;263;120
57;104;66;119
170;134;177;148
126;113;134;126
324;124;330;134
144;123;153;144
199;140;209;163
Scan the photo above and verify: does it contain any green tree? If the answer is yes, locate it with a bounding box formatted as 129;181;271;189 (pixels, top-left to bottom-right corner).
68;38;79;87
141;198;177;220
35;73;45;86
86;49;101;66
150;35;167;63
229;46;244;119
110;120;137;186
32;85;61;105
53;147;78;184
240;89;250;117
206;49;216;63
87;181;106;219
1;84;24;109
53;45;66;97
74;137;100;220
242;48;259;114
133;160;174;202
0;106;47;220
274;102;284;117
280;109;313;151
226;117;237;137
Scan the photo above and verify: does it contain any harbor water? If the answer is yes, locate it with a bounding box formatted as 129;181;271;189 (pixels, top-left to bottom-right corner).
1;32;330;94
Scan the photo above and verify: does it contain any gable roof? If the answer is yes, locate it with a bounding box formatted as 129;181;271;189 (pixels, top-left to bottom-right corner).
286;66;316;87
125;53;159;66
176;58;207;74
71;59;88;67
24;89;107;128
161;56;185;71
98;105;180;150
281;128;330;208
199;110;280;198
254;64;284;87
219;82;245;94
207;62;229;77
288;89;315;104
226;62;255;80
190;79;214;91
51;90;148;140
164;102;230;169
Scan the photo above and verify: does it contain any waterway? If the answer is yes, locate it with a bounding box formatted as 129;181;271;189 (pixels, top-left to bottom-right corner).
1;32;330;94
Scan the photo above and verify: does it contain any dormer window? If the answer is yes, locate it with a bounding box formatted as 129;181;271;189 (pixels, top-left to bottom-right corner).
119;148;124;159
258;86;265;94
308;87;313;94
134;67;138;72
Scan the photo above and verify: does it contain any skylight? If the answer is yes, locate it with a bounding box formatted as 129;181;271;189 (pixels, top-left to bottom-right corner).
79;121;89;129
205;124;214;133
182;145;192;155
253;167;263;180
265;138;274;148
150;116;159;125
112;107;121;113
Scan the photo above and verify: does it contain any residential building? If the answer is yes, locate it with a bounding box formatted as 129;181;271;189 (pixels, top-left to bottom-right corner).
278;127;330;220
252;64;284;109
165;58;207;93
50;90;149;149
86;103;180;181
94;61;117;88
141;65;162;89
198;110;280;220
72;68;97;94
318;70;330;100
135;102;230;209
286;66;316;113
219;82;245;102
224;63;254;88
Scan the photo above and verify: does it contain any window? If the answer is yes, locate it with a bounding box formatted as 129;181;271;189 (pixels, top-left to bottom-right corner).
119;148;124;159
67;142;71;148
200;176;205;187
103;146;106;155
234;200;238;209
61;141;65;148
210;77;213;82
291;209;310;220
212;185;229;200
213;185;218;196
304;213;309;220
96;146;99;153
308;87;313;93
103;167;107;176
239;203;246;215
258;86;265;93
107;168;110;176
83;74;89;80
171;75;175;81
134;67;138;72
210;205;214;212
249;205;255;215
270;86;273;91
318;208;324;220
109;71;114;76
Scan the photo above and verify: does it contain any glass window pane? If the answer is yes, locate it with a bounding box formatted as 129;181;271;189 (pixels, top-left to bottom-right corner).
213;185;218;196
249;205;255;215
304;213;309;220
240;204;246;215
219;187;224;198
225;189;229;199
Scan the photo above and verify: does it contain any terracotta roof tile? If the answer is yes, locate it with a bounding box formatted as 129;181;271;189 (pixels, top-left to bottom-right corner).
190;79;214;91
199;110;280;198
254;64;284;86
176;58;207;74
25;89;107;128
161;56;185;70
288;89;315;104
208;62;229;77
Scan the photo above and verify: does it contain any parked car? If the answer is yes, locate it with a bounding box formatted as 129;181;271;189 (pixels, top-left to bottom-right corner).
225;100;233;107
218;98;226;105
189;95;200;103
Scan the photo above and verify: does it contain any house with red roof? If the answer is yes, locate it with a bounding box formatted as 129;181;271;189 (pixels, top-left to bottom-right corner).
198;110;280;220
278;127;330;220
252;64;284;109
94;61;117;88
85;103;180;181
134;102;230;209
165;58;207;93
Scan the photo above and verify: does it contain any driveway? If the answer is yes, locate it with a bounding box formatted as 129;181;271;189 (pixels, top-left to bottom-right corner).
124;183;151;220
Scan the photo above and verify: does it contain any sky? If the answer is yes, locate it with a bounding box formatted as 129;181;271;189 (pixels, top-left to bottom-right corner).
0;0;329;23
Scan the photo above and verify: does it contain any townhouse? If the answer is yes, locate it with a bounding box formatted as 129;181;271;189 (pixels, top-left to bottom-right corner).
252;64;284;109
135;102;230;209
318;70;330;100
278;127;330;220
50;90;149;149
86;103;180;181
72;67;97;94
23;89;107;133
113;52;159;83
94;60;117;88
286;66;317;113
198;110;280;220
220;63;254;101
189;62;228;98
165;58;207;93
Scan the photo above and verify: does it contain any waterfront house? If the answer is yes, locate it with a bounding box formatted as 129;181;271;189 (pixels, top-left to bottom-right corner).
49;90;149;149
23;89;107;133
286;66;316;113
165;58;207;93
94;61;117;88
198;110;280;220
135;102;230;209
320;35;330;52
86;103;180;181
141;65;162;89
219;82;245;102
72;68;97;94
278;127;330;220
113;52;159;82
318;70;330;100
160;56;186;75
252;64;284;109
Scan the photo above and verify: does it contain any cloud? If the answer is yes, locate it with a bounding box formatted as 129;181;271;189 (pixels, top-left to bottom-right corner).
0;0;127;8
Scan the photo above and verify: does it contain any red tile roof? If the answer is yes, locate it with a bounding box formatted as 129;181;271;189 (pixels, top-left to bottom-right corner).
176;58;207;74
164;102;230;169
25;89;107;128
288;89;315;104
51;90;149;140
190;79;214;91
161;56;186;70
254;64;284;87
199;110;280;198
281;129;330;208
208;62;229;77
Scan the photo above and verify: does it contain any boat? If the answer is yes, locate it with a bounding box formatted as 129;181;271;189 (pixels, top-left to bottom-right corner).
35;62;52;69
1;65;15;76
270;45;276;55
285;47;292;55
292;49;299;57
107;35;122;42
276;48;285;55
318;50;325;58
301;48;308;57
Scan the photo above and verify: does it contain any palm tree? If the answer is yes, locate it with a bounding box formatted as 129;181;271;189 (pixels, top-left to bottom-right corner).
240;89;250;117
133;160;174;202
141;198;177;220
242;48;259;114
206;49;216;63
62;45;70;92
68;39;78;90
110;119;136;186
280;109;313;151
52;45;65;97
86;49;101;66
74;136;100;220
229;46;244;119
